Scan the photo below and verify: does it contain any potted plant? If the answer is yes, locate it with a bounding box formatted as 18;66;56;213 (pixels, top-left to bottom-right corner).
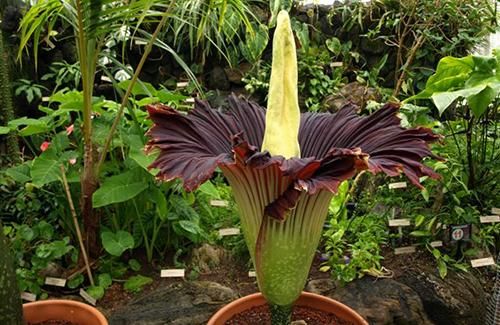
0;222;108;325
146;10;440;324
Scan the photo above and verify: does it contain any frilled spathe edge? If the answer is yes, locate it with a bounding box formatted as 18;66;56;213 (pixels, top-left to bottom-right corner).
146;95;441;220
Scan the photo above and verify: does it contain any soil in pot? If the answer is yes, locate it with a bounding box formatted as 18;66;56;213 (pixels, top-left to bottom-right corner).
225;304;355;325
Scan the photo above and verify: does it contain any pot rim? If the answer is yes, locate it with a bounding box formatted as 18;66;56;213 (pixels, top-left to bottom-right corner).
23;299;108;324
208;291;368;325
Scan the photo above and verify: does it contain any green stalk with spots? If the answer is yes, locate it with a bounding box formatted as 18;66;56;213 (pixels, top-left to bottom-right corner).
0;222;23;325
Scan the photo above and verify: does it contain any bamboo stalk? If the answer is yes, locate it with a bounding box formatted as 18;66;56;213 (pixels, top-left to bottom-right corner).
60;165;95;286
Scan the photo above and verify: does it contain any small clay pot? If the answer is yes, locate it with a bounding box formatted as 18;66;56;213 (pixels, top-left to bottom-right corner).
208;291;368;325
23;300;107;325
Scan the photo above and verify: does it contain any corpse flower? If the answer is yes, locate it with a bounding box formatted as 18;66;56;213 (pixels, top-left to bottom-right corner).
146;11;440;324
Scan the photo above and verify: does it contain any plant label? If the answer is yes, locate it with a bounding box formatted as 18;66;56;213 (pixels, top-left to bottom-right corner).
450;224;471;241
388;219;411;227
388;182;407;189
394;246;416;255
45;277;67;287
210;200;229;207
470;257;495;268
160;269;185;278
248;271;256;277
101;75;112;83
491;207;500;215
41;97;50;102
218;228;240;236
184;98;195;104
430;241;443;248
176;81;189;88
330;62;343;67
134;40;147;45
21;292;36;302
480;215;500;224
79;289;96;306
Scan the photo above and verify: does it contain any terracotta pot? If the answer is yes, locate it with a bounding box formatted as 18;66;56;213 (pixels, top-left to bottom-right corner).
23;300;107;325
208;291;368;325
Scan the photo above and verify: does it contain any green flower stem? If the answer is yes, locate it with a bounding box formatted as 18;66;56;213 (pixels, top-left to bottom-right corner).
269;303;292;325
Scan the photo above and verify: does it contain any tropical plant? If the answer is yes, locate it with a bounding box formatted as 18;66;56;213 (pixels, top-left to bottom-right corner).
16;0;197;258
146;11;440;324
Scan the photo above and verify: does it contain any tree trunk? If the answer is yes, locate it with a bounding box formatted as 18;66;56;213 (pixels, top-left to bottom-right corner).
0;222;24;325
0;30;20;164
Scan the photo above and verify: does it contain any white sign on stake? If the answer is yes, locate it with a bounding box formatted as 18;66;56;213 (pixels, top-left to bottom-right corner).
491;207;500;215
388;219;411;227
210;200;229;207
184;98;195;104
470;257;495;268
248;271;256;277
134;40;147;45
480;215;500;224
21;292;36;302
160;269;185;278
394;246;416;255
330;62;343;67
218;228;240;237
430;241;443;248
176;81;189;88
101;75;112;82
41;97;50;102
45;277;67;287
388;182;407;189
79;289;96;306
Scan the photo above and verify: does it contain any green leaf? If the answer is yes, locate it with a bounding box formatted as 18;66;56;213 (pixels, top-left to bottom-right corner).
101;230;135;257
431;85;485;115
437;259;447;279
67;274;84;289
409;230;431;237
35;221;54;240
197;181;220;199
87;286;105;300
0;126;10;134
31;150;60;187
5;163;32;183
128;259;141;272
17;225;35;241
326;37;341;56
92;169;149;207
150;188;168;221
178;220;200;235
124;275;152;293
117;80;156;97
128;134;159;175
98;273;112;289
468;86;496;118
240;24;269;63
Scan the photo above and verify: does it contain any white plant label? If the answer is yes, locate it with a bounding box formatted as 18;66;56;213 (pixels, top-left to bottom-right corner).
210;200;229;207
480;215;500;224
45;277;67;287
79;289;96;306
21;292;36;302
218;228;240;236
176;81;189;88
160;269;185;278
430;241;443;248
491;207;500;215
394;246;416;255
388;219;411;227
184;98;195;104
41;97;50;102
248;271;256;277
470;257;495;268
330;62;343;67
388;182;407;189
134;40;147;45
101;75;112;82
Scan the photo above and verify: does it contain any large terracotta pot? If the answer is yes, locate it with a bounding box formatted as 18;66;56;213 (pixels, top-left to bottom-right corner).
23;300;107;325
208;291;368;325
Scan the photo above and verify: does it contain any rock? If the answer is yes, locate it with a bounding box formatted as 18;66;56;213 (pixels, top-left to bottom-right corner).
208;66;230;91
306;277;432;325
191;244;230;273
322;82;381;112
397;263;487;325
108;281;237;325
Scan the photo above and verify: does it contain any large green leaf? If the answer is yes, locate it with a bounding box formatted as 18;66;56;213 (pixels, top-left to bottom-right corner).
468;86;497;117
0;126;10;134
92;169;148;207
124;275;152;293
30;150;60;187
101;230;134;256
6;162;31;183
128;134;158;175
